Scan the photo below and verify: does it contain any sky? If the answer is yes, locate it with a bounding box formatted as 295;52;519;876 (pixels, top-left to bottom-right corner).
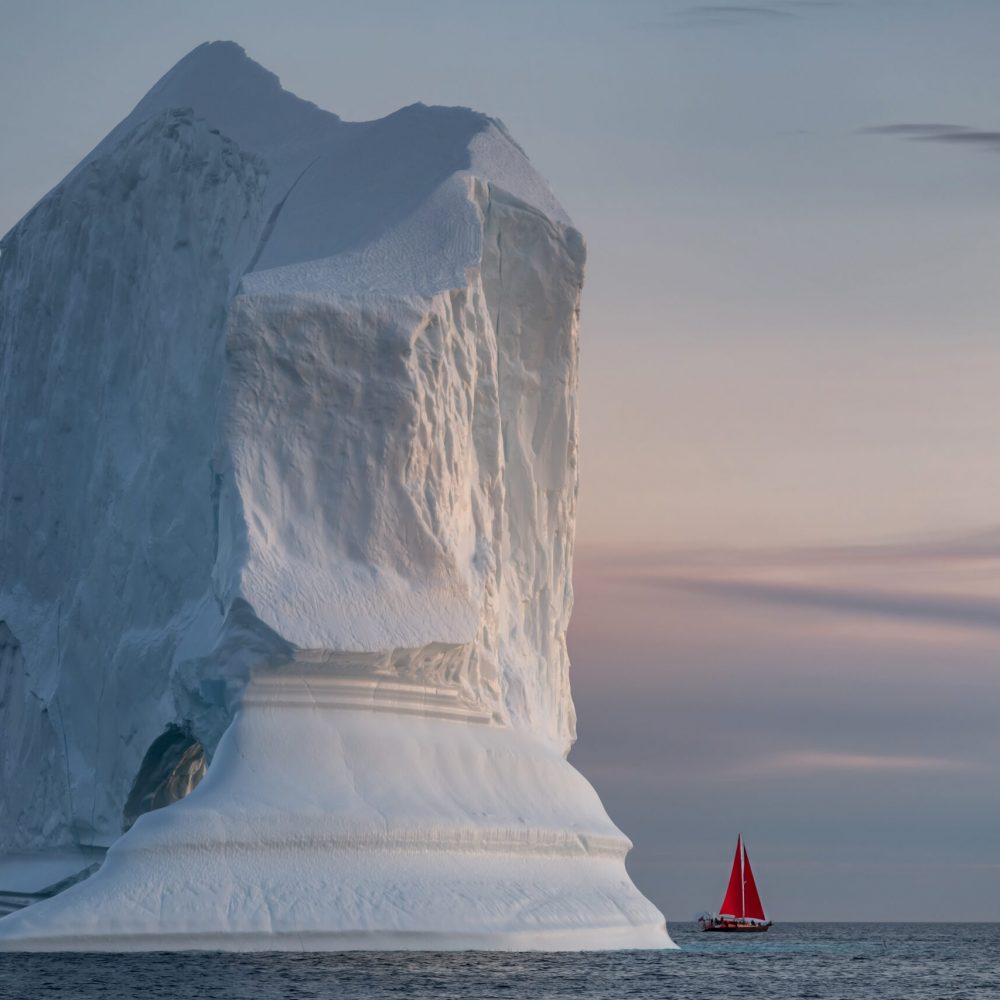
2;0;998;920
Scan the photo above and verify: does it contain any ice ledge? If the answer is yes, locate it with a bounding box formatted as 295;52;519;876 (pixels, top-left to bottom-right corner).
0;681;672;951
242;672;499;724
0;911;673;954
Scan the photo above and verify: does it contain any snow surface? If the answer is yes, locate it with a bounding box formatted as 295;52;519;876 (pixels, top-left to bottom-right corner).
1;675;667;950
0;42;671;949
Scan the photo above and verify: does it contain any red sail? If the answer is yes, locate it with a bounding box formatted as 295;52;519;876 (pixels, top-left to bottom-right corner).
742;842;766;920
719;835;744;917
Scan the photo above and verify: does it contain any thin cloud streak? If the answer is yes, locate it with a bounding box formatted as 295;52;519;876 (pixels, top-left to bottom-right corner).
580;526;1000;573
680;4;796;15
861;122;1000;151
575;527;1000;634
642;4;798;30
918;131;1000;149
582;751;977;788
639;0;844;31
637;575;1000;633
751;750;975;774
860;123;970;135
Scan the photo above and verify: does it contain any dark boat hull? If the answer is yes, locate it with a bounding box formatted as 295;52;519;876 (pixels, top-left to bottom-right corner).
700;920;771;933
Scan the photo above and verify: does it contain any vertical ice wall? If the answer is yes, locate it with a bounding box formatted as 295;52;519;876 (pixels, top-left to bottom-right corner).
0;109;265;850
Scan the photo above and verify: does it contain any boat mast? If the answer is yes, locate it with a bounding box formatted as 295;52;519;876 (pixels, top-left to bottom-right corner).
740;834;745;918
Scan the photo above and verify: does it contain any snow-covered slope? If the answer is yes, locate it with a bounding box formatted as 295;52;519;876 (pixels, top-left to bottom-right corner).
0;42;670;950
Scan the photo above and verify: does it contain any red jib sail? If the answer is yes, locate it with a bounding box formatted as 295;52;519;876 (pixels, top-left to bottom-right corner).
719;835;766;920
741;842;766;920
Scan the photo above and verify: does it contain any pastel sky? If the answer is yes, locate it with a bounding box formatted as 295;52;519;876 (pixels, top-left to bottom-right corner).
2;0;997;920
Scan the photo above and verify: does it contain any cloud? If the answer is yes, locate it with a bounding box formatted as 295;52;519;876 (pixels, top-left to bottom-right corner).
919;131;1000;149
575;527;1000;634
861;123;1000;151
675;4;796;24
744;750;975;775
579;526;1000;573
680;4;797;16
859;123;970;135
640;4;798;29
638;575;1000;632
637;1;847;31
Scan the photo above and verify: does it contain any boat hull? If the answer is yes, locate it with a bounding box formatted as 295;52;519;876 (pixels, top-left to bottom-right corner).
700;920;771;933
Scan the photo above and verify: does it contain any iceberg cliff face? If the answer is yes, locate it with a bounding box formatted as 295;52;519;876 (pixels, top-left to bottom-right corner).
0;107;265;850
0;42;670;950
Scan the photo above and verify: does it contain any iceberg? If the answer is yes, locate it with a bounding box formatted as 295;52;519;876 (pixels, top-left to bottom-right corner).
0;42;671;950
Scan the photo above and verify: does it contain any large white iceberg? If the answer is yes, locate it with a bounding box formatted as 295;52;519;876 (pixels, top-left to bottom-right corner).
0;42;671;950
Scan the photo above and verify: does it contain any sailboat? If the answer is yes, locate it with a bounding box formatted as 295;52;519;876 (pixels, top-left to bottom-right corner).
699;834;772;932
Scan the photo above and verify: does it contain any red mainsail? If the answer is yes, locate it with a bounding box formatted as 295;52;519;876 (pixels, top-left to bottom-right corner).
718;835;766;920
719;836;744;916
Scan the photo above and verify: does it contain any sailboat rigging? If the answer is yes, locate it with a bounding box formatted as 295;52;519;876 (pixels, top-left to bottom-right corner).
699;834;772;932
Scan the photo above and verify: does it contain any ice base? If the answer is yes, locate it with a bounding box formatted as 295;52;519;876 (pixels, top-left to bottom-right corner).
0;674;672;951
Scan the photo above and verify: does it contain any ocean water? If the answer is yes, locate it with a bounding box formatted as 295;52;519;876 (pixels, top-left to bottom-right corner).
1;923;996;999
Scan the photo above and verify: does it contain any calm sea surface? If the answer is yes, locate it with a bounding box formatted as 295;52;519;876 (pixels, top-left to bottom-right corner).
1;923;997;999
